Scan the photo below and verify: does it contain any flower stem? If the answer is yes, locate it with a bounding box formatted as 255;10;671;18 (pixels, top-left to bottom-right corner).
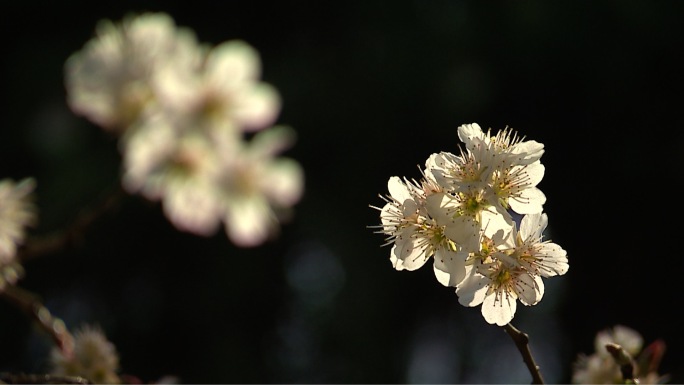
503;323;545;384
605;343;637;384
0;285;74;357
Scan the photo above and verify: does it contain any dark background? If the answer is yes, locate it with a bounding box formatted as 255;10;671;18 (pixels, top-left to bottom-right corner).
1;1;683;383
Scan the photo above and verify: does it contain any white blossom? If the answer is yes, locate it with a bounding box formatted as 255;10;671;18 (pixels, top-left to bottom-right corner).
0;178;37;263
373;122;568;326
374;175;468;285
65;12;200;132
216;126;303;247
500;212;568;277
152;40;280;134
455;229;544;326
50;325;121;384
572;325;667;384
68;12;303;247
457;122;544;167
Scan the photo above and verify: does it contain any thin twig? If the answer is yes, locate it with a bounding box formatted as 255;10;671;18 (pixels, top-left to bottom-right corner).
18;183;126;262
0;285;74;357
0;373;91;384
503;323;545;384
606;343;637;384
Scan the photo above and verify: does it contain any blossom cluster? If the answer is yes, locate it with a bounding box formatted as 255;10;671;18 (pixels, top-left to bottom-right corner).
0;178;36;289
572;325;667;384
374;123;568;326
65;12;303;247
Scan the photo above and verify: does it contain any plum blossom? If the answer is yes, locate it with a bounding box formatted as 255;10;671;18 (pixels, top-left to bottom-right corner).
456;213;566;326
572;325;668;384
66;12;303;247
65;12;200;132
50;325;121;384
0;177;36;290
429;123;547;226
0;178;37;261
372;123;568;326
374;174;469;286
457;122;545;167
215;126;304;247
152;39;281;134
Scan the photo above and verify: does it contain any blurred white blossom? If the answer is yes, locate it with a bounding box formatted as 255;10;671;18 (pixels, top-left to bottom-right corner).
373;123;567;326
66;12;303;247
0;178;37;261
65;12;200;132
0;177;36;289
572;325;667;384
217;126;303;247
50;325;121;384
151;39;281;134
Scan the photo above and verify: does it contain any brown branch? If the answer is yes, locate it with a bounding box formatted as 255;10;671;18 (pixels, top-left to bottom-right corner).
0;373;91;384
0;285;74;357
18;183;126;262
605;343;637;384
503;323;545;384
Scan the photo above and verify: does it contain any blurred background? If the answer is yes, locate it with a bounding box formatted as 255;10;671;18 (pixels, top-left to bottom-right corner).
1;0;683;383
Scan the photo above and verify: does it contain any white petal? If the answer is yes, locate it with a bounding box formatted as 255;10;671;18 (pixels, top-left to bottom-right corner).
456;271;488;307
480;209;513;239
457;122;483;146
387;177;412;204
207;40;260;88
516;273;543;306
425;192;454;224
380;203;400;227
261;158;304;206
519;212;546;240
511;140;545;164
432;249;467;287
224;196;273;247
510;187;546;214
433;264;451;286
397;240;429;271
443;216;480;252
481;291;516;326
612;326;644;357
425;152;447;170
389;245;405;270
537;243;569;277
163;180;221;236
425;152;455;186
234;83;281;131
523;161;545;187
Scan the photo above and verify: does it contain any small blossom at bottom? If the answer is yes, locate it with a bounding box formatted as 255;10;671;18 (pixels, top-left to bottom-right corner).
50;325;121;384
572;325;667;384
456;256;543;326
